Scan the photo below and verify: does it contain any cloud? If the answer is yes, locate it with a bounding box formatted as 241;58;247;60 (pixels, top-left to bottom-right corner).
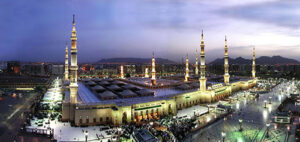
217;1;300;29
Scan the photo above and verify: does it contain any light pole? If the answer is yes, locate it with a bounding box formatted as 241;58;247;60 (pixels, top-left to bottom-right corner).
266;122;270;138
84;130;88;142
287;125;291;136
221;131;226;142
264;100;267;108
269;96;272;104
239;118;243;131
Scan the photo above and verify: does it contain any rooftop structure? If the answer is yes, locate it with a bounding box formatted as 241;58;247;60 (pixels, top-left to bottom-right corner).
64;78;194;106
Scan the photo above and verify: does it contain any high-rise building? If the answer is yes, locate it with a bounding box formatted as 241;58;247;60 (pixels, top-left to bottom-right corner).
199;31;207;91
64;43;69;81
185;54;189;82
151;52;156;85
224;36;230;85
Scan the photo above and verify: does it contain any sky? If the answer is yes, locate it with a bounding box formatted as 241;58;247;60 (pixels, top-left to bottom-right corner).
0;0;300;63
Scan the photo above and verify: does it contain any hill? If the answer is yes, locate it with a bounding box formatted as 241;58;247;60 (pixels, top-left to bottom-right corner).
96;58;176;64
209;56;300;65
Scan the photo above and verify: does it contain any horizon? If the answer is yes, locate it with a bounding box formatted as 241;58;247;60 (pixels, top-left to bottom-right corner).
1;55;299;64
1;0;300;62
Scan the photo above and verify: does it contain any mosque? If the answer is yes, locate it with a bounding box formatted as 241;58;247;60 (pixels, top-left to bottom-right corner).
62;15;257;126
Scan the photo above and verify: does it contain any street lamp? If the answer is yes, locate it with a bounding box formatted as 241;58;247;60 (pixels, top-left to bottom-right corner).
239;118;243;131
221;131;226;142
84;130;88;142
266;122;270;138
287;125;291;136
269;96;272;104
264;100;267;108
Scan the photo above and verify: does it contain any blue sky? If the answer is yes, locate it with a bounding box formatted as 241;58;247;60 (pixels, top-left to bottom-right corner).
0;0;299;63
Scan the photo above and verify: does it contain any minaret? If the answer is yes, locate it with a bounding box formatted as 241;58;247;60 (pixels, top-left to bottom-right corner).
151;52;157;85
70;14;78;104
120;65;124;79
64;43;69;81
199;30;207;91
185;54;189;82
195;49;199;75
145;67;149;78
224;36;230;85
252;47;256;79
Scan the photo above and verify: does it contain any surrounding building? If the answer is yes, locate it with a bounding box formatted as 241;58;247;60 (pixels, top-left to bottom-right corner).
7;61;21;74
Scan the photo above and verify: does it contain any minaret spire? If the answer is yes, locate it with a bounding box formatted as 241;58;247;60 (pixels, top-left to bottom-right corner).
64;42;69;81
120;65;124;79
224;36;230;85
199;30;207;91
145;67;149;78
151;52;156;85
185;53;189;82
252;47;256;79
195;49;199;75
70;14;78;105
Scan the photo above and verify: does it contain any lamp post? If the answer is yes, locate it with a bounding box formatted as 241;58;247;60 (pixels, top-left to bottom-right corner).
84;130;88;142
287;125;291;136
266;122;270;138
264;100;267;108
221;131;226;142
239;118;243;131
269;96;272;104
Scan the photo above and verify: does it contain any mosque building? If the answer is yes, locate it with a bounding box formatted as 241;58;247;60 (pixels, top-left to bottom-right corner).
62;16;257;126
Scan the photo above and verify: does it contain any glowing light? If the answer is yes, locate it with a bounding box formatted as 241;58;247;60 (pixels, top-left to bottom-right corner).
278;95;282;102
268;105;272;112
263;110;268;121
206;116;211;122
236;102;240;109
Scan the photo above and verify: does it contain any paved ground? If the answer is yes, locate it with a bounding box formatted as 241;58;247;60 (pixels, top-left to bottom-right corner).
0;92;50;142
186;81;298;142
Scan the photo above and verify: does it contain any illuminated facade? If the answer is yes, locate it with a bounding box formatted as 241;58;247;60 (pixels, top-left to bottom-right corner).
120;65;124;79
64;43;69;81
151;52;156;85
199;31;207;92
185;54;189;82
224;36;230;85
61;19;257;126
252;47;256;79
145;67;149;78
195;49;199;75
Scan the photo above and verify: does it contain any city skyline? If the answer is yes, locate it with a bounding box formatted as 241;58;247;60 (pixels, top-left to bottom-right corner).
1;0;300;62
